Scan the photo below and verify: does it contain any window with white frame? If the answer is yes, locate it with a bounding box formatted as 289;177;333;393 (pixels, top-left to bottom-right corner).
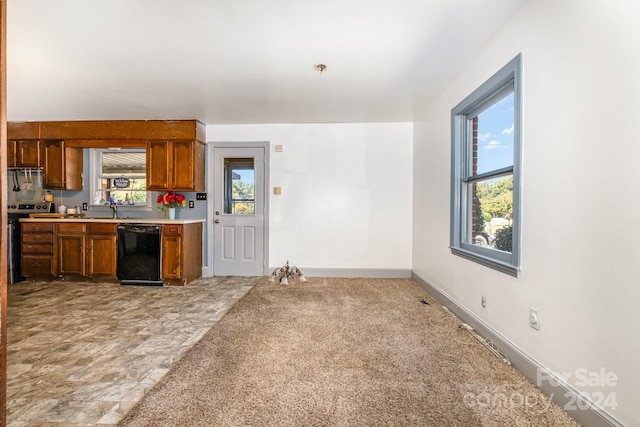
450;54;522;276
90;148;149;207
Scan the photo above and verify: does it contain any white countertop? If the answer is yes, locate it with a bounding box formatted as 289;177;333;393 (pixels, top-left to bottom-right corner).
20;217;205;224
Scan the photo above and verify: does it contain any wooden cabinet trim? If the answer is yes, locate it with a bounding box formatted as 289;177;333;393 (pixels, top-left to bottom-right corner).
7;121;39;139
38;120;203;140
57;223;86;234
88;223;117;235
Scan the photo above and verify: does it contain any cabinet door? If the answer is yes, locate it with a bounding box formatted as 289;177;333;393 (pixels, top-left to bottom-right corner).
17;140;40;167
57;223;86;276
43;140;65;189
162;235;182;279
147;140;170;190
7;140;16;167
58;234;85;275
87;234;117;276
171;140;195;190
42;140;83;190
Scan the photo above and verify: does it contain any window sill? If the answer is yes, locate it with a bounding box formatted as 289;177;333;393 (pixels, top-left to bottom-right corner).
450;246;519;277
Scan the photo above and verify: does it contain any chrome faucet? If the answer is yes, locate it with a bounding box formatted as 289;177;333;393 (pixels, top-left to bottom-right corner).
110;202;118;219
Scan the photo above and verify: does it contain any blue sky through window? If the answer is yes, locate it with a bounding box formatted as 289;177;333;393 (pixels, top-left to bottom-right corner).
475;92;514;175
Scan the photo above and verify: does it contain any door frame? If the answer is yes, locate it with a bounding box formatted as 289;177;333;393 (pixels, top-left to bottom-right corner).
205;141;270;276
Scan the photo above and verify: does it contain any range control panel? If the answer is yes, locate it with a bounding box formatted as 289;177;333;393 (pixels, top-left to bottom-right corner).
7;202;53;214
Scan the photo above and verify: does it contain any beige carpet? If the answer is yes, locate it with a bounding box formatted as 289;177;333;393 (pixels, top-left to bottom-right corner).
119;278;580;427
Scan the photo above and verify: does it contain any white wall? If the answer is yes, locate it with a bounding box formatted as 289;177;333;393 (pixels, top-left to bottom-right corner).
207;123;413;273
413;1;640;425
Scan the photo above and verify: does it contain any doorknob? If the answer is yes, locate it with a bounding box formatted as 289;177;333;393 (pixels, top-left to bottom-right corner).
215;211;220;215
214;219;220;224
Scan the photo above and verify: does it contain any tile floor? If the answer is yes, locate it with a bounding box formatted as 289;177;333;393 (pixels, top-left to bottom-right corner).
7;276;260;426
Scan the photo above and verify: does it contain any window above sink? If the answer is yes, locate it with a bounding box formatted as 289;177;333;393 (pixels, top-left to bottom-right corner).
89;148;151;208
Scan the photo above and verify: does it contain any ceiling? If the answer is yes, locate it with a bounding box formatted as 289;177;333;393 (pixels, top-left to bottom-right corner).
7;0;527;124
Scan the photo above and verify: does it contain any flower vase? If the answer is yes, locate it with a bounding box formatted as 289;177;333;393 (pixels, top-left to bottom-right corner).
169;207;176;220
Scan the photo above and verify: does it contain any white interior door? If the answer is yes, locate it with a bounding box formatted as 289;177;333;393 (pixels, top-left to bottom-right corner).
213;146;266;276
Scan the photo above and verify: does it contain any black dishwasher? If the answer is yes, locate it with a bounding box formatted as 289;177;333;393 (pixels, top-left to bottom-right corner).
116;224;163;286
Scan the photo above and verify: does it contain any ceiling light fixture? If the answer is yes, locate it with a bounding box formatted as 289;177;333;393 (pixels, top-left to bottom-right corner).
315;64;327;75
269;260;307;285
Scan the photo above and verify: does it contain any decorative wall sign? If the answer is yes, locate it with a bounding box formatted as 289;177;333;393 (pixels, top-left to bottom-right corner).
113;177;131;188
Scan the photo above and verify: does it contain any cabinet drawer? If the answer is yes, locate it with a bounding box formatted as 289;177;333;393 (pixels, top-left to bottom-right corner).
23;243;54;254
57;223;86;234
22;223;54;234
23;233;54;244
88;223;116;235
163;225;182;236
22;255;54;276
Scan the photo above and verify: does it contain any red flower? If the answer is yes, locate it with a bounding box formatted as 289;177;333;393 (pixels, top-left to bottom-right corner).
157;191;186;209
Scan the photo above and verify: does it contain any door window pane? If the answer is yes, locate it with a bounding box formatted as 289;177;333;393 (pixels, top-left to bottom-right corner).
224;158;255;215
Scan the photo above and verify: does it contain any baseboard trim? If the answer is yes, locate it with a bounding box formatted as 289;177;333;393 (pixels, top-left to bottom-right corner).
270;267;412;279
411;271;624;427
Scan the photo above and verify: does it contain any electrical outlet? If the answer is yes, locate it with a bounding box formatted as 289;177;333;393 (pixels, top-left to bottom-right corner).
529;308;540;330
196;193;207;200
188;200;194;208
82;203;88;211
481;296;486;308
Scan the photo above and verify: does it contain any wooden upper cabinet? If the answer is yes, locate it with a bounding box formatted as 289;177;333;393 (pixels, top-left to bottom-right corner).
42;140;83;190
147;140;170;190
147;139;205;191
172;140;196;190
16;140;41;167
7;120;206;192
7;122;40;167
42;140;63;188
7;140;41;168
7;140;16;167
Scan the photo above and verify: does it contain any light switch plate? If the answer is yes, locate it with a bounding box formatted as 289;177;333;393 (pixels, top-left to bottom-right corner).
196;193;207;200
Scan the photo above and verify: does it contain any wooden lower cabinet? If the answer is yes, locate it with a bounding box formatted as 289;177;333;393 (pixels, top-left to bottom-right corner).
21;220;201;284
57;223;86;276
87;223;117;277
21;222;56;279
162;222;202;286
57;223;117;277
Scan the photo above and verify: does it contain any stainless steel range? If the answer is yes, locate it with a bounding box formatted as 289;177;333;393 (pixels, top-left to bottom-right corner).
7;201;54;284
